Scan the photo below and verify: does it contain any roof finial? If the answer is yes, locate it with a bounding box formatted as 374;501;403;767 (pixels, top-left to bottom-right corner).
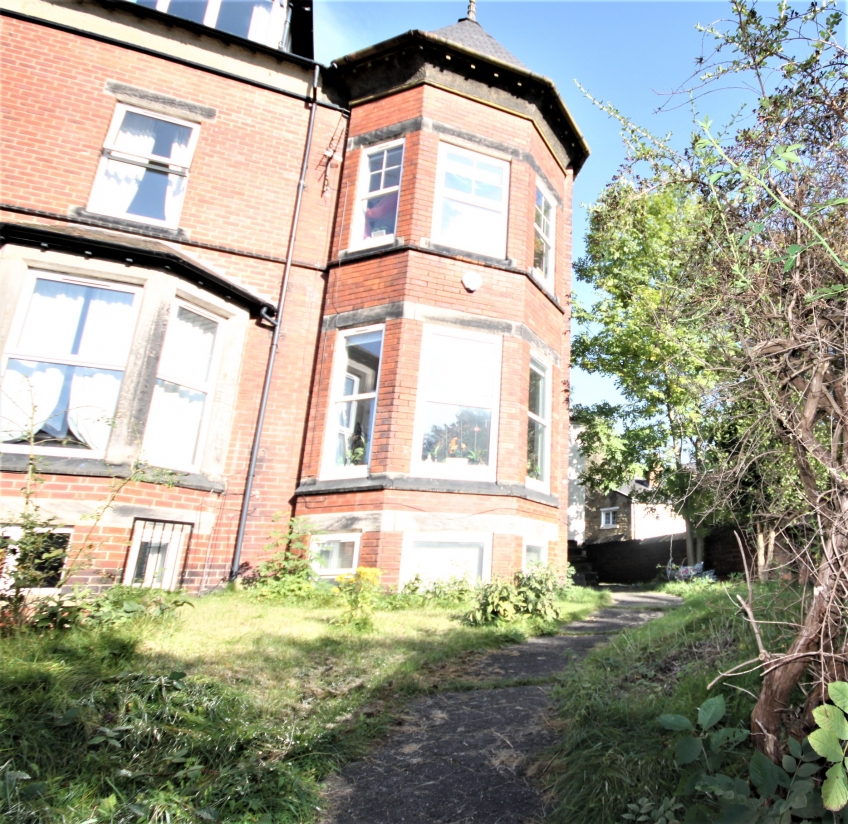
467;0;477;21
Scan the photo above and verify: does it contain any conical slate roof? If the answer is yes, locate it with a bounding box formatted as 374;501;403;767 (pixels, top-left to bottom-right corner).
430;18;527;70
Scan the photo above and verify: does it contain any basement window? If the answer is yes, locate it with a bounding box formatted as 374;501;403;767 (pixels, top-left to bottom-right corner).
311;533;360;577
123;519;193;590
87;105;200;229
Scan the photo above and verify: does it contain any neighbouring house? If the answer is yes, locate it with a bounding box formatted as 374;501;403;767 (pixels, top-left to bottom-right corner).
582;483;687;544
0;0;589;591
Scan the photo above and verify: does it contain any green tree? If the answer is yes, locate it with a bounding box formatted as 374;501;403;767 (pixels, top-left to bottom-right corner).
572;184;717;564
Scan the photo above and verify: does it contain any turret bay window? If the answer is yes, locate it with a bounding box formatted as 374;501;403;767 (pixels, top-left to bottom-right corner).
141;304;220;471
0;273;139;457
399;533;492;587
526;357;551;492
432;143;510;259
128;0;285;46
323;327;384;477
352;141;404;249
88;105;200;229
533;184;556;281
413;326;502;481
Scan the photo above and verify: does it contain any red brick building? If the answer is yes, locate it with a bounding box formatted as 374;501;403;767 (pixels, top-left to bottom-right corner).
0;0;589;591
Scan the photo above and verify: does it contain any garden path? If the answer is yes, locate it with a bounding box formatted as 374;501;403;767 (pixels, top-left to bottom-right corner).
320;589;682;824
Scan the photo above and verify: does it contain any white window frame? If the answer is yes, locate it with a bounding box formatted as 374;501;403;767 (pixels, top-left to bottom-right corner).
601;507;619;529
350;139;405;251
522;540;548;572
0;525;72;596
526;354;552;494
140;300;224;473
431;142;511;259
398;531;493;589
311;532;361;578
321;324;384;480
411;324;503;483
533;181;556;282
87;104;201;229
122;519;193;590
143;0;286;47
0;270;142;460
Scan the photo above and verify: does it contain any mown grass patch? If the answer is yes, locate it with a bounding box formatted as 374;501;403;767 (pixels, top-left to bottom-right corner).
544;582;802;824
1;585;607;823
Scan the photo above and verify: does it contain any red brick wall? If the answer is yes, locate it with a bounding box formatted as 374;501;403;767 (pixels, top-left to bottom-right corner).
0;15;341;586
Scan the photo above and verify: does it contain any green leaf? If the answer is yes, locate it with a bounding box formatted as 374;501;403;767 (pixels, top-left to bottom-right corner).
683;806;713;824
788;737;803;759
659;714;694;731
699;695;726;729
750;748;779;798
796;761;821;778
810;728;846;763
829;683;848;714
771;157;788;172
815;705;848;739
676;735;702;765
714;803;760;824
783;754;798;773
823;763;848;811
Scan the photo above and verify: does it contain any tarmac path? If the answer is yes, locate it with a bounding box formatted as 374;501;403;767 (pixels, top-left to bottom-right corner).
321;590;682;824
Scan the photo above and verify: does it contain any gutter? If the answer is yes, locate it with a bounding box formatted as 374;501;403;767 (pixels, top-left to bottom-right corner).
0;8;349;115
230;64;324;579
0;221;275;318
333;29;590;173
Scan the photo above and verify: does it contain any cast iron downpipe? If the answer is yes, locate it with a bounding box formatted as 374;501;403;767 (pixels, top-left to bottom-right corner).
231;64;321;579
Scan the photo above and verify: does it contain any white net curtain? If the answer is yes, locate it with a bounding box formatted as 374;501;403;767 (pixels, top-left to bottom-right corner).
0;278;136;452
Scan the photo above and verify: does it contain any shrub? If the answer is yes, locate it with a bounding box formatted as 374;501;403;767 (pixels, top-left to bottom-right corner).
334;567;382;629
247;515;321;601
467;564;566;625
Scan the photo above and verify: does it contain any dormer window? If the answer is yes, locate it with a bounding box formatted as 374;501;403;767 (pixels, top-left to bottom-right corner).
351;141;404;249
129;0;285;48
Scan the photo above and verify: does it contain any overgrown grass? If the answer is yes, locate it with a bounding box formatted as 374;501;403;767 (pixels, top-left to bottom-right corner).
1;585;607;823
544;581;803;824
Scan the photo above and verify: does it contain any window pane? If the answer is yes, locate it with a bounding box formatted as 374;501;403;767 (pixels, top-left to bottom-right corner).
115;112;193;164
89;159;187;224
444;170;473;195
527;417;545;480
142;380;206;468
407;540;484;584
363;191;399;239
316;540;355;570
17;279;135;363
334;396;374;466
368;153;385;174
1;360;122;451
342;332;382;394
216;0;273;40
534;232;550;275
164;0;207;25
525;545;543;567
385;146;403;168
529;366;544;417
439;199;502;257
425;334;498;407
382;166;401;189
158;308;218;386
421;403;491;465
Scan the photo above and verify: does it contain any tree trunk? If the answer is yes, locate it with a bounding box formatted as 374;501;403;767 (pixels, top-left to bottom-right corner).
765;528;775;575
695;533;705;566
684;517;696;566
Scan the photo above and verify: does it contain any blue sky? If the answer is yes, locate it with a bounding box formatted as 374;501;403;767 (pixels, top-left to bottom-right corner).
313;1;844;406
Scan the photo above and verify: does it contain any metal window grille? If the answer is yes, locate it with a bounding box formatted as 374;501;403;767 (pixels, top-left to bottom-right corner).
127;519;193;589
